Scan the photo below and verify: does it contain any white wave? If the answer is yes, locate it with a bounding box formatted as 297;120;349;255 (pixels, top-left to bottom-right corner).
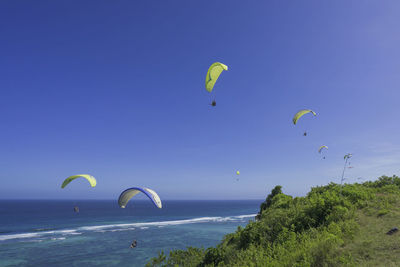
21;239;44;243
110;228;135;232
58;230;76;234
236;214;256;219
51;237;66;241
0;232;41;241
0;214;256;242
78;214;256;232
63;232;81;236
0;229;80;241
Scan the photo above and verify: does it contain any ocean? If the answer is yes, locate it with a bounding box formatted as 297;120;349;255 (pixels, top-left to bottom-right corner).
0;200;260;267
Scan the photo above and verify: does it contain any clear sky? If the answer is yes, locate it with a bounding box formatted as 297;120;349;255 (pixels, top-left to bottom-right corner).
1;1;400;200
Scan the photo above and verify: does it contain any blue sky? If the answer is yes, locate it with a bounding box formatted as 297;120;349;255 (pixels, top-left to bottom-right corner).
1;1;400;199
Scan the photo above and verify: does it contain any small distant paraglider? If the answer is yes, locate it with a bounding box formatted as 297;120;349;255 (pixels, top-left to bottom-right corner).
318;146;328;159
74;206;79;213
318;146;328;153
292;109;317;136
205;62;228;107
344;153;352;160
118;187;162;209
236;171;240;175
341;153;353;185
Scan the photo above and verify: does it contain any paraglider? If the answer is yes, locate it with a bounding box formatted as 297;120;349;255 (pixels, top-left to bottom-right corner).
292;109;317;125
292;109;316;136
344;153;352;160
61;175;96;213
236;171;240;175
318;146;328;153
341;153;353;186
61;174;97;188
318;146;328;159
130;240;137;248
118;187;162;209
205;62;228;106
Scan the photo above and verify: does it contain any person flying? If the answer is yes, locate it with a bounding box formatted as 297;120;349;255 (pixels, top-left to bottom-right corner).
130;240;137;248
205;62;228;107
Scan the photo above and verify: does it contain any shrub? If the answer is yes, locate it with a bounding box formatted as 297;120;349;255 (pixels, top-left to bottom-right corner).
147;175;400;266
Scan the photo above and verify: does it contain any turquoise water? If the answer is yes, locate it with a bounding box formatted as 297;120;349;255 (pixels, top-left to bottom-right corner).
0;200;259;266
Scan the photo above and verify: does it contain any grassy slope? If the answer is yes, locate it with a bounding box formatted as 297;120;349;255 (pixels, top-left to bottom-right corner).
147;175;400;267
344;192;400;266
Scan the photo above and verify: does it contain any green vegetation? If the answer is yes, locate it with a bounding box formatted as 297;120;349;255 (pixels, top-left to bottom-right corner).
146;175;400;266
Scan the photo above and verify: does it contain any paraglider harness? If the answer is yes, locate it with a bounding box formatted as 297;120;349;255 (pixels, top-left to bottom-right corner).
130;240;137;248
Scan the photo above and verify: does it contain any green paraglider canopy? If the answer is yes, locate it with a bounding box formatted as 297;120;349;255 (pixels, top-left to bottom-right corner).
292;109;317;125
61;174;97;189
205;62;228;93
344;153;353;160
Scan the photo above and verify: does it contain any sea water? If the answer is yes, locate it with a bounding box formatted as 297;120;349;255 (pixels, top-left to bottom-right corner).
0;200;260;266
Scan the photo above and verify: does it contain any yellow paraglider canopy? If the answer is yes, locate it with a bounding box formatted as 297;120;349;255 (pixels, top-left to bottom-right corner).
205;62;228;93
61;174;97;189
292;109;317;125
318;146;328;153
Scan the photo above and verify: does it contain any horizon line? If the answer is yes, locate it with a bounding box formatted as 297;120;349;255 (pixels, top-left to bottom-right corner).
0;198;264;201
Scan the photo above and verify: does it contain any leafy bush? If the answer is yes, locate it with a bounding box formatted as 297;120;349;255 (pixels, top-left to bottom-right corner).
147;175;399;267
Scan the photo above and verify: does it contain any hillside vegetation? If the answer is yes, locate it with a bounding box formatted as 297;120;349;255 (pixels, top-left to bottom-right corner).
146;175;400;266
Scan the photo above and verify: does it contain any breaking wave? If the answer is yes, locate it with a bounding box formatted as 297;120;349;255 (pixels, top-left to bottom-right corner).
0;214;256;242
